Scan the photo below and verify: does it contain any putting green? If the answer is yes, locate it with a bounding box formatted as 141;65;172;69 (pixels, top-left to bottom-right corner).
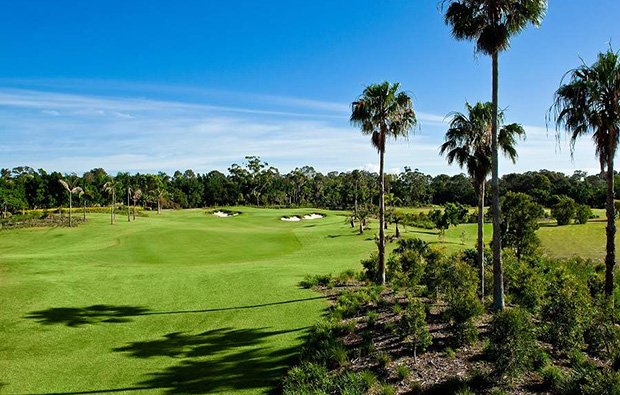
0;208;376;395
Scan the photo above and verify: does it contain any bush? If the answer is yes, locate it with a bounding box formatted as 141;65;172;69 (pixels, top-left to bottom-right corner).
398;299;432;361
541;365;564;391
574;204;592;224
396;364;410;380
441;256;483;346
300;321;348;369
559;359;620;395
282;361;331;394
300;273;333;289
375;351;391;369
551;196;576;226
541;270;592;352
504;253;546;311
487;308;538;377
282;362;376;395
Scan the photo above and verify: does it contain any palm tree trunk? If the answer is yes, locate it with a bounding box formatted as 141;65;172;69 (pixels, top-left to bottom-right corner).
83;200;86;221
133;200;136;220
112;191;116;223
478;180;485;301
491;52;504;311
127;189;131;222
395;220;400;238
605;146;616;298
68;193;72;228
378;136;386;285
157;197;161;214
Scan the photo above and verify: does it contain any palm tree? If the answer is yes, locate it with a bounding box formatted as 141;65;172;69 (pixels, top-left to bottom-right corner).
440;102;525;300
132;189;142;221
103;180;119;225
58;179;83;228
443;0;547;311
351;82;417;284
550;48;620;299
126;186;132;222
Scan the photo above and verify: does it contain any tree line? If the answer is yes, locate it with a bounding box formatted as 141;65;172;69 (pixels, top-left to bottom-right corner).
0;162;612;214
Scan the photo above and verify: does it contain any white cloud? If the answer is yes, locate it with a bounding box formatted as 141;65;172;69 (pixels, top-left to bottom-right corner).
0;85;605;176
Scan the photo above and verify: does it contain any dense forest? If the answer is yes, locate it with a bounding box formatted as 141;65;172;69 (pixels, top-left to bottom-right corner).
0;155;611;213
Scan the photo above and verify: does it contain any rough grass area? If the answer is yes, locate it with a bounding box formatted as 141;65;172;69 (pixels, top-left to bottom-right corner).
0;208;376;395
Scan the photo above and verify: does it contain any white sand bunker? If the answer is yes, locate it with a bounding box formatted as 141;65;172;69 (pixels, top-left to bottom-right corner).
281;214;324;221
303;213;325;220
212;211;239;217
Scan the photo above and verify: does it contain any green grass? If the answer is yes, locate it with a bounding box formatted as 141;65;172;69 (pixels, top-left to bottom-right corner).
538;217;620;260
0;206;614;395
0;208;376;395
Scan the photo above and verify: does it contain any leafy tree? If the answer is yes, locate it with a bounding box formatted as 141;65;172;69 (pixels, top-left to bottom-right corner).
351;82;417;285
58;179;83;227
575;204;592;225
443;0;547;311
440;101;524;299
551;196;576;226
551;47;620;298
429;202;468;238
398;299;432;362
499;192;544;260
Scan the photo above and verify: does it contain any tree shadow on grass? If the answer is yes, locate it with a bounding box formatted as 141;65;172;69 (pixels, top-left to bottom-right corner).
114;327;303;394
25;297;326;327
25;305;151;327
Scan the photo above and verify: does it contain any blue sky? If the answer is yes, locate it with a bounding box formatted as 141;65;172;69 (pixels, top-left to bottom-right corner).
0;0;618;176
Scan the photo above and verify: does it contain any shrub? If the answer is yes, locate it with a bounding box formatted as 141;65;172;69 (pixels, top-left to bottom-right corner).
541;270;592;352
540;365;564;391
398;299;432;361
551;196;576;226
379;383;396;395
300;321;348;369
396;364;410;380
331;288;374;319
334;269;357;285
282;361;331;394
487;308;538;377
299;273;333;289
361;254;380;283
441;256;483;346
559;359;620;395
574;204;592;224
375;351;391;369
504;253;546;311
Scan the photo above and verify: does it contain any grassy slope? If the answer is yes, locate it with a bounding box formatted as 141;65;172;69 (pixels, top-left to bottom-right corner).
0;208;376;395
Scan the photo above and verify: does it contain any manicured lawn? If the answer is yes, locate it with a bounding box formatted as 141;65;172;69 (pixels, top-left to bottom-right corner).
538;217;620;261
0;207;613;395
0;208;376;395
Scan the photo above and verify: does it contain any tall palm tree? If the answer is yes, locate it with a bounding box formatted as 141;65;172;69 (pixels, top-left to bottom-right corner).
132;189;142;221
351;82;417;284
103;180;119;225
126;186;132;222
443;0;547;311
58;179;83;228
440;102;525;300
550;48;620;299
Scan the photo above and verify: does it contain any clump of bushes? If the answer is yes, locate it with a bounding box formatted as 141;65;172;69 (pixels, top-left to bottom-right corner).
541;270;592;352
282;361;376;394
441;256;483;346
487;308;539;378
